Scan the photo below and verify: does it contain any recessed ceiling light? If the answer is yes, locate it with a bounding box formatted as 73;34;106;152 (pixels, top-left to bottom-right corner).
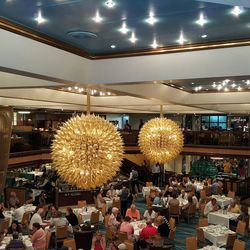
196;13;207;26
212;83;216;88
74;86;79;90
217;84;222;91
170;84;174;87
146;11;157;25
191;82;195;85
35;10;46;24
107;92;111;95
18;111;31;114
93;10;103;23
224;87;229;92
231;6;243;16
246;80;250;85
194;87;199;92
150;38;159;49
201;34;207;38
105;0;115;8
110;44;116;49
231;83;236;88
178;33;185;45
180;87;183;90
238;86;242;91
198;86;202;90
119;22;129;34
129;32;137;43
67;87;72;91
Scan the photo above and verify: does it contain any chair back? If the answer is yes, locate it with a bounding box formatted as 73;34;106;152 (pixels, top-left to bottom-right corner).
200;190;206;199
104;214;110;228
112;199;121;210
196;228;205;245
0;218;10;233
188;204;196;216
146;182;153;187
55;225;68;239
74;230;93;250
106;227;115;240
169;217;176;230
21;212;30;226
90;211;99;224
198;218;208;228
124;240;134;250
228;191;235;199
63;239;76;250
226;233;236;249
185;236;197;250
118;231;128;242
77;200;87;208
236;220;246;236
168;229;175;241
169;204;180;216
233;239;246;250
46;231;52;250
205;186;211;196
78;214;83;224
199;203;206;218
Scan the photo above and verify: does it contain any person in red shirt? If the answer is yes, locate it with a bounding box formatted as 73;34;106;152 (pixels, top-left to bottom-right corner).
139;219;158;240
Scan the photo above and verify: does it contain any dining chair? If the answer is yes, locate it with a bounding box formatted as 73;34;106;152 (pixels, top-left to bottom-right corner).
199;203;206;218
186;204;197;224
225;233;236;250
185;236;197;250
227;191;235;199
46;231;52;250
169;204;180;221
55;225;68;249
205;186;211;197
169;217;176;230
118;231;128;242
90;211;100;225
233;239;246;250
112;199;121;210
77;200;87;208
124;240;134;250
63;238;76;250
104;214;110;228
236;220;246;237
196;228;206;247
21;211;31;229
200;190;206;199
0;218;10;233
197;218;208;228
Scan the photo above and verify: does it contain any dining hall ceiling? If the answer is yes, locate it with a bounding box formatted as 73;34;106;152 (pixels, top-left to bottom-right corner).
0;1;250;114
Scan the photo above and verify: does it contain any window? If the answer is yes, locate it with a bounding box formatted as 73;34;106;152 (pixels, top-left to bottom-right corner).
201;115;227;130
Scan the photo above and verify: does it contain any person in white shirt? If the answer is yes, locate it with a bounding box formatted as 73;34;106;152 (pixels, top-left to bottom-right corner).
29;207;43;230
178;190;188;201
204;198;219;217
143;207;156;221
13;205;25;223
152;163;160;186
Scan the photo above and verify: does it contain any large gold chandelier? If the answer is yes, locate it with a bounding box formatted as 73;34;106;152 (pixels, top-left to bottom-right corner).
138;114;183;164
51;91;124;189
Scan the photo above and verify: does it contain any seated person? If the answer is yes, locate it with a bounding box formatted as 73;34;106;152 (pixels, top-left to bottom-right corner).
13;203;25;223
7;221;22;235
125;204;140;221
31;223;46;250
204;198;219;217
139;219;158;240
178;189;188;200
211;180;220;195
156;216;170;238
29;207;44;230
153;192;163;206
230;205;249;231
50;211;69;232
168;193;180;207
228;200;241;214
96;189;106;209
143;207;156;221
106;185;117;199
5;232;26;250
108;207;121;233
91;230;106;250
46;205;58;220
119;216;134;240
8;192;20;208
181;196;194;218
65;207;78;227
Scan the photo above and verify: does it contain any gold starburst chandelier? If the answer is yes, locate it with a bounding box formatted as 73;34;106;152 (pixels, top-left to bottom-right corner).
51;91;123;189
138;114;184;164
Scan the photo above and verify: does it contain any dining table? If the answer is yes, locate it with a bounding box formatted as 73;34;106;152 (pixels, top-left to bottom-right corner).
201;224;235;247
73;206;103;222
0;235;33;250
208;210;239;228
142;186;161;197
211;195;232;208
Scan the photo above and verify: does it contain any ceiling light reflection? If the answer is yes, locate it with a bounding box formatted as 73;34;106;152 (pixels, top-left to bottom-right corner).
119;22;129;34
129;32;137;43
105;0;115;8
196;13;207;26
231;6;243;16
146;11;157;25
35;10;46;24
151;38;159;49
93;10;103;23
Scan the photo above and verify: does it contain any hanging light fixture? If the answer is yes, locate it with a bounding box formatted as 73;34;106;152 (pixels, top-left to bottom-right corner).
51;90;124;189
138;106;183;164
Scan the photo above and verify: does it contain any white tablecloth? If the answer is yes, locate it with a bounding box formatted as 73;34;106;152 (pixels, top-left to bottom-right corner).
142;187;161;197
201;225;235;247
0;235;33;250
199;247;226;250
194;182;204;192
73;206;103;222
208;211;239;228
212;195;232;208
103;197;113;210
131;220;147;237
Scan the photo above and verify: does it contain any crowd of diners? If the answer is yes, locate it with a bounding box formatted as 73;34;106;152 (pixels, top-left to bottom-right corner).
0;173;249;250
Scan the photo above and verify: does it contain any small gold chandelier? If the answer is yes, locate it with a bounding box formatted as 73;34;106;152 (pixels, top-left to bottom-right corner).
51;90;124;189
138;106;183;164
